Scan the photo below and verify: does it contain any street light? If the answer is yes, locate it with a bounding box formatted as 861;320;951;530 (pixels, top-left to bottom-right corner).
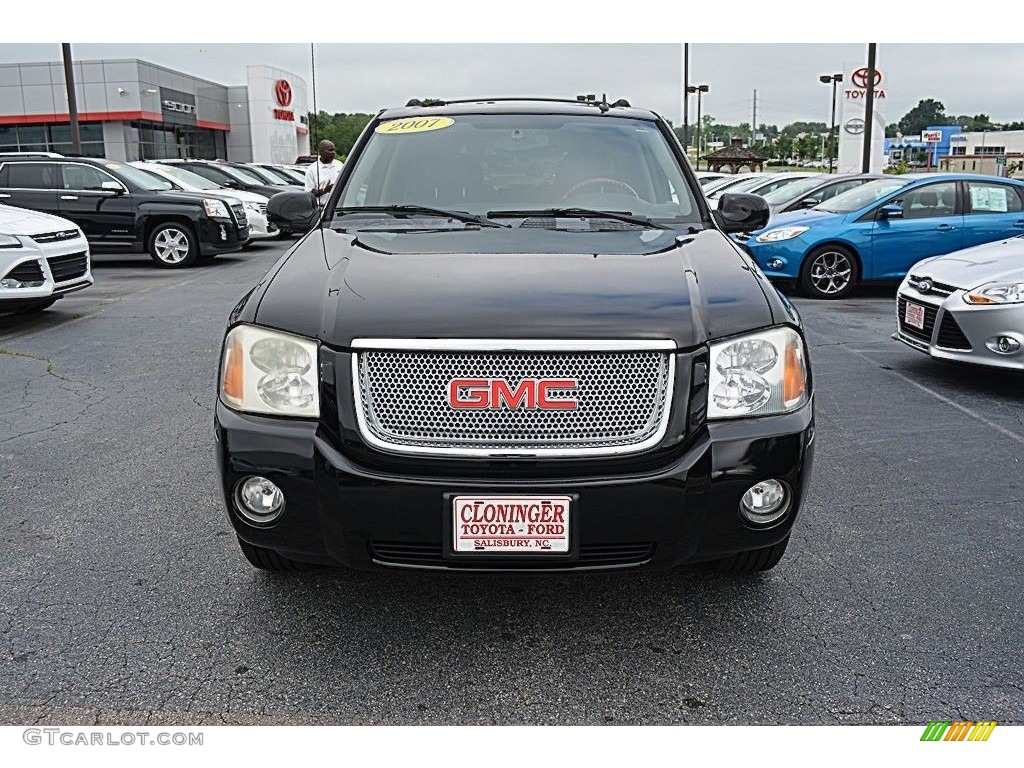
687;84;709;169
819;73;842;174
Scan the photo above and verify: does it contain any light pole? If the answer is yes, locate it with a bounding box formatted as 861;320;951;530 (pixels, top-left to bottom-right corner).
819;73;842;174
688;84;709;169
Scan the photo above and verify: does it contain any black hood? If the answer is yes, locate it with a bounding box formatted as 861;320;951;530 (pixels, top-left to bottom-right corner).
253;228;777;349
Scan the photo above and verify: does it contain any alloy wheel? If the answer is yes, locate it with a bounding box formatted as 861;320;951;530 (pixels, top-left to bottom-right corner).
153;228;190;264
808;250;852;295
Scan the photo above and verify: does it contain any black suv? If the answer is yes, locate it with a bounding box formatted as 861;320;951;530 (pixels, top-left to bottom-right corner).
217;97;814;575
155;160;285;200
0;158;248;268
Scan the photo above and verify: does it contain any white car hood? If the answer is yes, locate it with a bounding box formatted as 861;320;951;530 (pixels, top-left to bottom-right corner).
209;189;268;205
0;203;78;236
913;236;1024;288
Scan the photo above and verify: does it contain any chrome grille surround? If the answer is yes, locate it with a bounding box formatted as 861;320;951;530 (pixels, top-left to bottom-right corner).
351;339;676;458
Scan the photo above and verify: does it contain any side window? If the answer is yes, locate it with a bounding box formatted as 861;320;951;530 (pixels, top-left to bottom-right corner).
893;182;956;219
7;163;57;189
61;164;119;191
966;182;1024;215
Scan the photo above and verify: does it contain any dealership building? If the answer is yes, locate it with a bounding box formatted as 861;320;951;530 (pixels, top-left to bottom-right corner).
0;58;310;163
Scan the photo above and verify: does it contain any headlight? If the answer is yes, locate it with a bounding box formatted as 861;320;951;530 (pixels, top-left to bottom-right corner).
0;234;22;249
708;327;808;419
964;282;1024;305
754;226;809;243
202;198;231;218
220;324;320;417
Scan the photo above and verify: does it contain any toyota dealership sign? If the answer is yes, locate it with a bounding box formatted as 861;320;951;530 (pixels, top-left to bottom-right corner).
837;62;888;173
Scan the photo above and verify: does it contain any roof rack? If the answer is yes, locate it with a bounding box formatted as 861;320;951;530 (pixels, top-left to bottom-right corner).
404;95;631;112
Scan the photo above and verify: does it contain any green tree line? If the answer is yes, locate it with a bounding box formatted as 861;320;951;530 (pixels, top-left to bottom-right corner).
307;111;375;160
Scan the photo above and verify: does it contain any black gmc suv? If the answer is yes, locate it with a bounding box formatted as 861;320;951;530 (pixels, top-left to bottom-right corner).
0;158;248;268
216;97;815;575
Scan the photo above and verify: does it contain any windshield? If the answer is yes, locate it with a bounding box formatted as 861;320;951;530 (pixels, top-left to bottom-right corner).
761;175;833;204
218;165;266;185
336;113;700;227
105;162;173;191
240;165;290;186
256;165;299;185
142;163;220;191
703;174;763;195
816;178;912;213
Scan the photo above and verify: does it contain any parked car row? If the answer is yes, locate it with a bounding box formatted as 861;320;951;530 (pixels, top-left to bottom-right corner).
0;154;307;314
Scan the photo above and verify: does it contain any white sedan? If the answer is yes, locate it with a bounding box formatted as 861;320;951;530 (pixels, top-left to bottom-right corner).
896;236;1024;370
0;204;93;314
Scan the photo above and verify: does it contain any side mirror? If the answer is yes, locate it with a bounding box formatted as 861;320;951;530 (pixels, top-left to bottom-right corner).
222;179;241;189
879;203;903;219
714;192;770;234
267;190;319;234
797;198;819;209
101;180;124;194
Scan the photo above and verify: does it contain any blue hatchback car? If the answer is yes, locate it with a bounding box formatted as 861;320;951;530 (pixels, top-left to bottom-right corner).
741;173;1024;298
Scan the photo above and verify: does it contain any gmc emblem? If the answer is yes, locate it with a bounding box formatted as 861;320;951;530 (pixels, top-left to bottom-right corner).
448;378;578;410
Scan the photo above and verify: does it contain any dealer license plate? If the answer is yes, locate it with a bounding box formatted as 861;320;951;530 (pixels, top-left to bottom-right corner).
452;495;571;554
904;301;925;330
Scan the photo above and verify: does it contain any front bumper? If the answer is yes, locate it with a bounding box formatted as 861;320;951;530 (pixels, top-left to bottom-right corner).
215;400;815;572
197;217;248;255
894;279;1024;371
244;209;278;240
740;237;809;280
0;235;93;304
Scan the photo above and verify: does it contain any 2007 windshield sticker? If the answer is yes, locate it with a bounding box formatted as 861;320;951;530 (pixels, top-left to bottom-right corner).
375;117;455;135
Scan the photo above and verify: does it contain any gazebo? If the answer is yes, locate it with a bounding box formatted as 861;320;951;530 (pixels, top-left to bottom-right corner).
702;142;767;174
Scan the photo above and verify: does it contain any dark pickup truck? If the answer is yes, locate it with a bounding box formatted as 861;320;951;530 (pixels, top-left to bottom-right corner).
0;157;248;268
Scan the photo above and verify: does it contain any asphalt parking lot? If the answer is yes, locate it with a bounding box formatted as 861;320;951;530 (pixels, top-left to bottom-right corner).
0;241;1021;726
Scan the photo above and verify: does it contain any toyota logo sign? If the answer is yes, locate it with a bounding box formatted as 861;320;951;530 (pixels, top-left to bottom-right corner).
274;79;293;107
844;118;866;135
850;67;882;89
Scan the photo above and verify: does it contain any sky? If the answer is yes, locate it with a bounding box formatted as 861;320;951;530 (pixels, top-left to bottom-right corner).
3;2;1021;131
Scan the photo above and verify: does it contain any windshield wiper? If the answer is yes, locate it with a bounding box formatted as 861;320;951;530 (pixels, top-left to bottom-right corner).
335;205;506;228
487;207;670;229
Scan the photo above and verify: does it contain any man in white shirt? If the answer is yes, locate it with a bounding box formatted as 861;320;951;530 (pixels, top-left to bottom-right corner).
304;140;344;206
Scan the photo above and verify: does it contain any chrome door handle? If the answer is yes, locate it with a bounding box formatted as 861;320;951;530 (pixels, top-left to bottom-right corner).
60;195;79;200
936;224;956;231
0;194;10;199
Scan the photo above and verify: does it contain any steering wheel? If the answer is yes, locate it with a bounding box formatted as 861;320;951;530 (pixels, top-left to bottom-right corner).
562;177;640;201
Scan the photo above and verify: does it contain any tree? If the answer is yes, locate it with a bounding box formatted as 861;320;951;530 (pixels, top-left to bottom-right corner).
308;111;374;160
897;99;946;137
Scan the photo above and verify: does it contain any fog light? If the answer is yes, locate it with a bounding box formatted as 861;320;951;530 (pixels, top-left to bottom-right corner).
235;476;284;524
740;479;789;525
766;258;786;270
986;336;1021;355
220;225;228;241
1;278;23;288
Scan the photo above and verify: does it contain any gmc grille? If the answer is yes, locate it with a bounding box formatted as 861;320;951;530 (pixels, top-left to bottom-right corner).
229;202;247;226
47;251;89;283
353;342;675;457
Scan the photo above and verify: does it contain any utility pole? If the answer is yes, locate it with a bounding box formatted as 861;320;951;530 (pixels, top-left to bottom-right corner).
752;89;757;147
61;43;81;155
683;43;690;152
862;43;877;173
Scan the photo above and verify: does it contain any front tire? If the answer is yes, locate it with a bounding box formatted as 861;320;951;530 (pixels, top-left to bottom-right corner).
799;245;859;299
237;538;316;572
709;536;790;574
148;222;199;269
